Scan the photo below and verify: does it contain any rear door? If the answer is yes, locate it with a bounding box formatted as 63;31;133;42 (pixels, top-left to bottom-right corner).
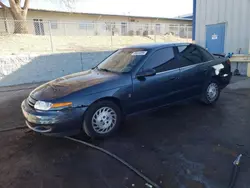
176;44;214;99
129;47;181;113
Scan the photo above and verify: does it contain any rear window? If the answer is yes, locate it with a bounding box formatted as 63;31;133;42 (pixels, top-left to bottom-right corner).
177;44;214;66
97;49;148;73
198;46;214;61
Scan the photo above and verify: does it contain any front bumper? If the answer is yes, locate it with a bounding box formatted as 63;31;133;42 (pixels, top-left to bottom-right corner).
21;99;87;136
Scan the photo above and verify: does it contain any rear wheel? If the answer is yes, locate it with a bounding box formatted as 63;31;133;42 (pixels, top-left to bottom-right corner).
83;100;121;138
201;80;220;105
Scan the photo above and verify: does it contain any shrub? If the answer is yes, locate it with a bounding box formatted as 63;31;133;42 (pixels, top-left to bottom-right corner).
128;30;134;36
143;30;149;36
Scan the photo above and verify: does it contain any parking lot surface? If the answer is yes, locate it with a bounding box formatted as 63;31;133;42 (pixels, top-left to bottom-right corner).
0;78;250;188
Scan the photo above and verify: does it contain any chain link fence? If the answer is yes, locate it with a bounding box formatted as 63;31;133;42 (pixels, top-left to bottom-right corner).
0;19;192;54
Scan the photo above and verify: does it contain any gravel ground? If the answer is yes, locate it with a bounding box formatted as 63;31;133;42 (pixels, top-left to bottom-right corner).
0;77;250;188
0;34;191;55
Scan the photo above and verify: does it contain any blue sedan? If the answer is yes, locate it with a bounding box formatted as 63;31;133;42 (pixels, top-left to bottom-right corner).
21;43;232;138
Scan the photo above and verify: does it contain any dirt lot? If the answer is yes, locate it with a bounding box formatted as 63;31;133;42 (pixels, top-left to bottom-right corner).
0;78;250;188
0;35;191;55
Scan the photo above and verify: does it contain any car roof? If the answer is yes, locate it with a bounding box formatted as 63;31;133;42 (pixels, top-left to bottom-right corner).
123;42;192;50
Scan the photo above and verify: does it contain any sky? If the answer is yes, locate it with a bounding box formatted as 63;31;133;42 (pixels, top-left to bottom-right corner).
2;0;193;18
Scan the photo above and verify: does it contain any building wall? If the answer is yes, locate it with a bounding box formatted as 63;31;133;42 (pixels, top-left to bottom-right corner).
0;9;192;36
195;0;250;54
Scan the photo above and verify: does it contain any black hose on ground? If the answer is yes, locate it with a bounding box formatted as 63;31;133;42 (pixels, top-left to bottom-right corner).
0;126;161;187
3;127;250;188
228;154;242;188
65;136;162;188
228;165;239;188
0;126;27;133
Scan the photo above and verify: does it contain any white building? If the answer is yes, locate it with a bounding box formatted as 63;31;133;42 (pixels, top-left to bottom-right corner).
0;8;192;37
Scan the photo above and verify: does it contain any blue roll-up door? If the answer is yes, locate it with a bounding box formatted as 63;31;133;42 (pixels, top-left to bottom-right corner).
206;23;225;53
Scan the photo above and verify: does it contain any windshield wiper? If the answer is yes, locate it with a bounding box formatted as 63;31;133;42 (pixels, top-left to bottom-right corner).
99;68;111;72
98;68;118;73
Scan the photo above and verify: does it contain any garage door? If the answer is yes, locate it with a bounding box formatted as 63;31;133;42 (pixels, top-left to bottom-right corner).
206;23;225;54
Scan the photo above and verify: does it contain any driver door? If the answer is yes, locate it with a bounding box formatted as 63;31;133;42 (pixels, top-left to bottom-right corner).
129;47;182;113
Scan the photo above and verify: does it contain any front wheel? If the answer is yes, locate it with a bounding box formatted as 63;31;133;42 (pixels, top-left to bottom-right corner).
200;80;220;105
83;101;121;138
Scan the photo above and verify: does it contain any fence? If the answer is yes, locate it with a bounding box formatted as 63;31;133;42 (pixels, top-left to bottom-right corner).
0;19;192;54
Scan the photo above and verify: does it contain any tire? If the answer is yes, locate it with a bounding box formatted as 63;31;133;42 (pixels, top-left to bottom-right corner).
83;100;121;138
200;80;220;105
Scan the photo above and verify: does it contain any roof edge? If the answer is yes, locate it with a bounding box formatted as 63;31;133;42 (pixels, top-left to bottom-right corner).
24;8;192;21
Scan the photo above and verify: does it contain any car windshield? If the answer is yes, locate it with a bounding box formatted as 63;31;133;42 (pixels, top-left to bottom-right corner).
97;48;148;73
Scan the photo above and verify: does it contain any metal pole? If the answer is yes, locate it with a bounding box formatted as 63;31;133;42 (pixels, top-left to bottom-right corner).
64;22;66;35
178;24;180;37
48;21;54;52
154;24;156;42
95;21;97;35
5;18;9;34
110;23;113;49
86;23;87;35
234;48;241;76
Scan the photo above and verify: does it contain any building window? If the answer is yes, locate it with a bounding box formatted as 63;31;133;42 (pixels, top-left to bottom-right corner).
50;20;58;29
79;21;94;30
121;22;127;35
79;22;87;30
169;24;178;35
105;22;115;31
155;24;161;34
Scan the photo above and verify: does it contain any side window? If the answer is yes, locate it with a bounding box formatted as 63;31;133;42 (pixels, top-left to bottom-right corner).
142;48;177;73
197;46;214;61
50;20;58;29
177;44;203;66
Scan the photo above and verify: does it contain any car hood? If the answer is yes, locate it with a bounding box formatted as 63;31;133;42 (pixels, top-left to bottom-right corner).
30;69;119;101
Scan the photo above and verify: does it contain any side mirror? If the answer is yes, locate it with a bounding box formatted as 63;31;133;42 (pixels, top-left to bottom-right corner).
136;69;156;78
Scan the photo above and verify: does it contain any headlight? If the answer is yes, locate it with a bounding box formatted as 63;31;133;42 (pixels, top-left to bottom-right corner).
34;101;72;111
34;101;53;111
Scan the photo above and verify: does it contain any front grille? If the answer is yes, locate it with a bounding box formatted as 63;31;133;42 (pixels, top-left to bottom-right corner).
28;96;37;108
26;121;52;133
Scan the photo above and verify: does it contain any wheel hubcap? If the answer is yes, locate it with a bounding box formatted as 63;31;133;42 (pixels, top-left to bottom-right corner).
207;83;218;101
92;107;117;134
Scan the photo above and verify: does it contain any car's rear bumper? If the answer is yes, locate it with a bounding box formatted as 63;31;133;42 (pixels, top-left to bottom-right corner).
21;99;87;136
220;72;232;88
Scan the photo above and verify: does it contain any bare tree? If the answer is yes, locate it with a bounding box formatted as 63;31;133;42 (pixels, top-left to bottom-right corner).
0;0;77;34
0;0;30;33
